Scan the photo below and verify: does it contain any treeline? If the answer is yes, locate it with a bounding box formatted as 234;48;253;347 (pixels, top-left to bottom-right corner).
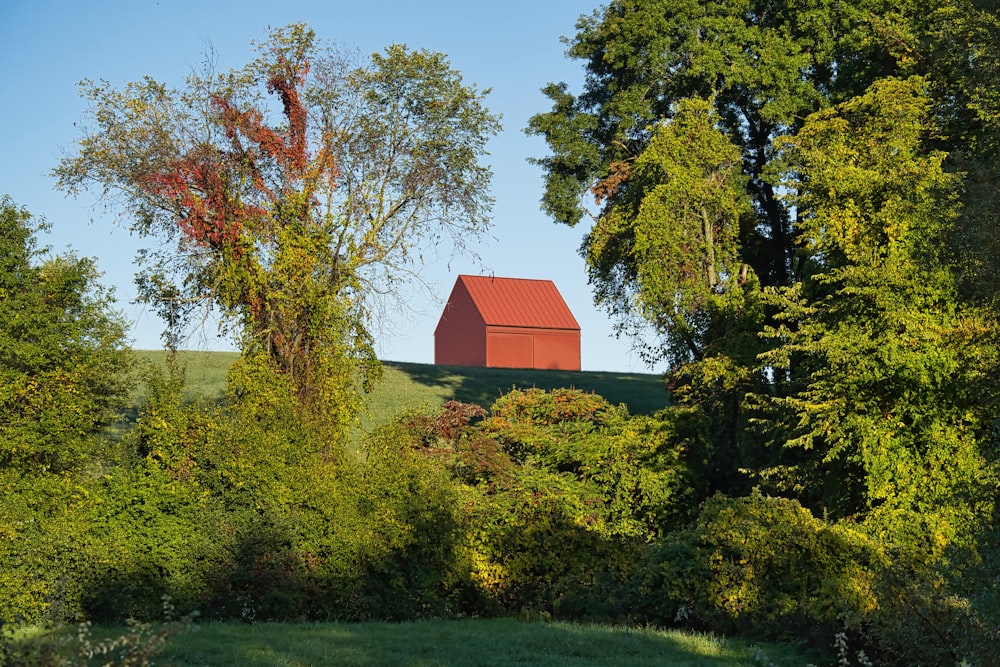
523;0;1000;662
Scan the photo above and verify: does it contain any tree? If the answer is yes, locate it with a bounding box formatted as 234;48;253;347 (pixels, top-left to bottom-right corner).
531;0;1000;549
530;0;1000;364
914;2;1000;308
55;24;501;437
528;0;894;323
0;196;133;473
526;0;904;497
752;77;998;533
584;97;755;366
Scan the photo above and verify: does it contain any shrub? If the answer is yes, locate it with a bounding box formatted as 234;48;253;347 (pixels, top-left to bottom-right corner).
0;595;195;667
481;388;622;467
694;493;883;637
860;548;1000;667
482;389;691;540
465;466;640;617
0;472;96;624
351;428;477;619
402;401;514;486
396;390;695;618
0;197;133;475
628;492;885;643
625;491;999;665
201;416;478;622
486;387;616;427
80;462;229;621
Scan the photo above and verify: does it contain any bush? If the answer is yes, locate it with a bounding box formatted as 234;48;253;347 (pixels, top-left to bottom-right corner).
0;198;135;625
464;466;640;617
861;548;999;667
396;390;695;618
622;491;1000;665
104;356;478;622
486;387;617;427
0;472;96;624
627;492;885;643
0;595;195;667
79;463;228;621
481;389;691;539
402;401;514;486
350;426;478;619
0;197;133;475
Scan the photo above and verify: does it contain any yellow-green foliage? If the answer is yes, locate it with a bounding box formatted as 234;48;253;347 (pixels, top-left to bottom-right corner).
0;472;95;624
618;492;889;652
392;389;694;618
481;388;690;539
623;491;999;664
689;493;883;634
0;199;134;624
79;464;227;620
0;197;133;474
13;353;479;624
3;336;994;667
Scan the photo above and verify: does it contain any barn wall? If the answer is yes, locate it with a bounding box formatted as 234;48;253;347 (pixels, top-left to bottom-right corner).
434;282;486;366
485;330;534;368
533;330;581;371
485;326;581;371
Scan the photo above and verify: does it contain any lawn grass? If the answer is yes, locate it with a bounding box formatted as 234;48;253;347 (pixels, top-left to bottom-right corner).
149;618;805;666
134;349;240;405
132;351;669;433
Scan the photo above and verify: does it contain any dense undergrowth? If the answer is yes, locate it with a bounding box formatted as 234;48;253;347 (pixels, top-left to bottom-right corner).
3;353;997;666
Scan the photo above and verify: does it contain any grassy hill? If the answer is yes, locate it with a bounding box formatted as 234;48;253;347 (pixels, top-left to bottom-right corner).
133;351;668;431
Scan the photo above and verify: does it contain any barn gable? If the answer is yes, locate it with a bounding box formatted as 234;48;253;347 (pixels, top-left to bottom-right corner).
434;275;581;370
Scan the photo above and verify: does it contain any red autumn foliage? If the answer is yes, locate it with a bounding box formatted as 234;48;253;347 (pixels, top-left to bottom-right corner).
138;53;332;252
266;62;309;173
139;151;261;254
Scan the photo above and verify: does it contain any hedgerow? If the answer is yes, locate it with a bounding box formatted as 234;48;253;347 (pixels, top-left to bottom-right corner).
3;377;997;666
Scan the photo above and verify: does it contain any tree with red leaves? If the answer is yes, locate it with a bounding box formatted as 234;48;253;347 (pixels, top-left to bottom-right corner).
55;24;501;440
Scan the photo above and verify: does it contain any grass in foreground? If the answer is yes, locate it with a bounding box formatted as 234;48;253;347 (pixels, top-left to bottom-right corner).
149;618;805;667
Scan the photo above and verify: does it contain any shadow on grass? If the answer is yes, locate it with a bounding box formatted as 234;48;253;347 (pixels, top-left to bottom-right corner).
123;352;669;442
383;361;669;416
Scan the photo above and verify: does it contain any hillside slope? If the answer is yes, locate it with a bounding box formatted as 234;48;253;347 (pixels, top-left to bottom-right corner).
133;351;669;432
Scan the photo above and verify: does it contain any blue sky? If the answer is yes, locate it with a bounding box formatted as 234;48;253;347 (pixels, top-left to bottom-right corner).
0;1;660;373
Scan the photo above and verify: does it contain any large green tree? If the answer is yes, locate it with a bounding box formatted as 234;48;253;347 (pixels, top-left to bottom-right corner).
55;24;501;438
584;97;756;367
527;0;896;493
529;0;1000;362
528;0;894;326
531;0;1000;532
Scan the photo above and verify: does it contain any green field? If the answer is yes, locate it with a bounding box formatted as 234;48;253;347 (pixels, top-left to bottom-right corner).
134;351;670;431
156;618;806;666
31;616;809;667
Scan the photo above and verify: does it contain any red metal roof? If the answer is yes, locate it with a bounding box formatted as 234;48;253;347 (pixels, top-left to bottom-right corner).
456;275;580;330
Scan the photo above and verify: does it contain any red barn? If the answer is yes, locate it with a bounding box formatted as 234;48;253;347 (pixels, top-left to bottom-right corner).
434;275;581;370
